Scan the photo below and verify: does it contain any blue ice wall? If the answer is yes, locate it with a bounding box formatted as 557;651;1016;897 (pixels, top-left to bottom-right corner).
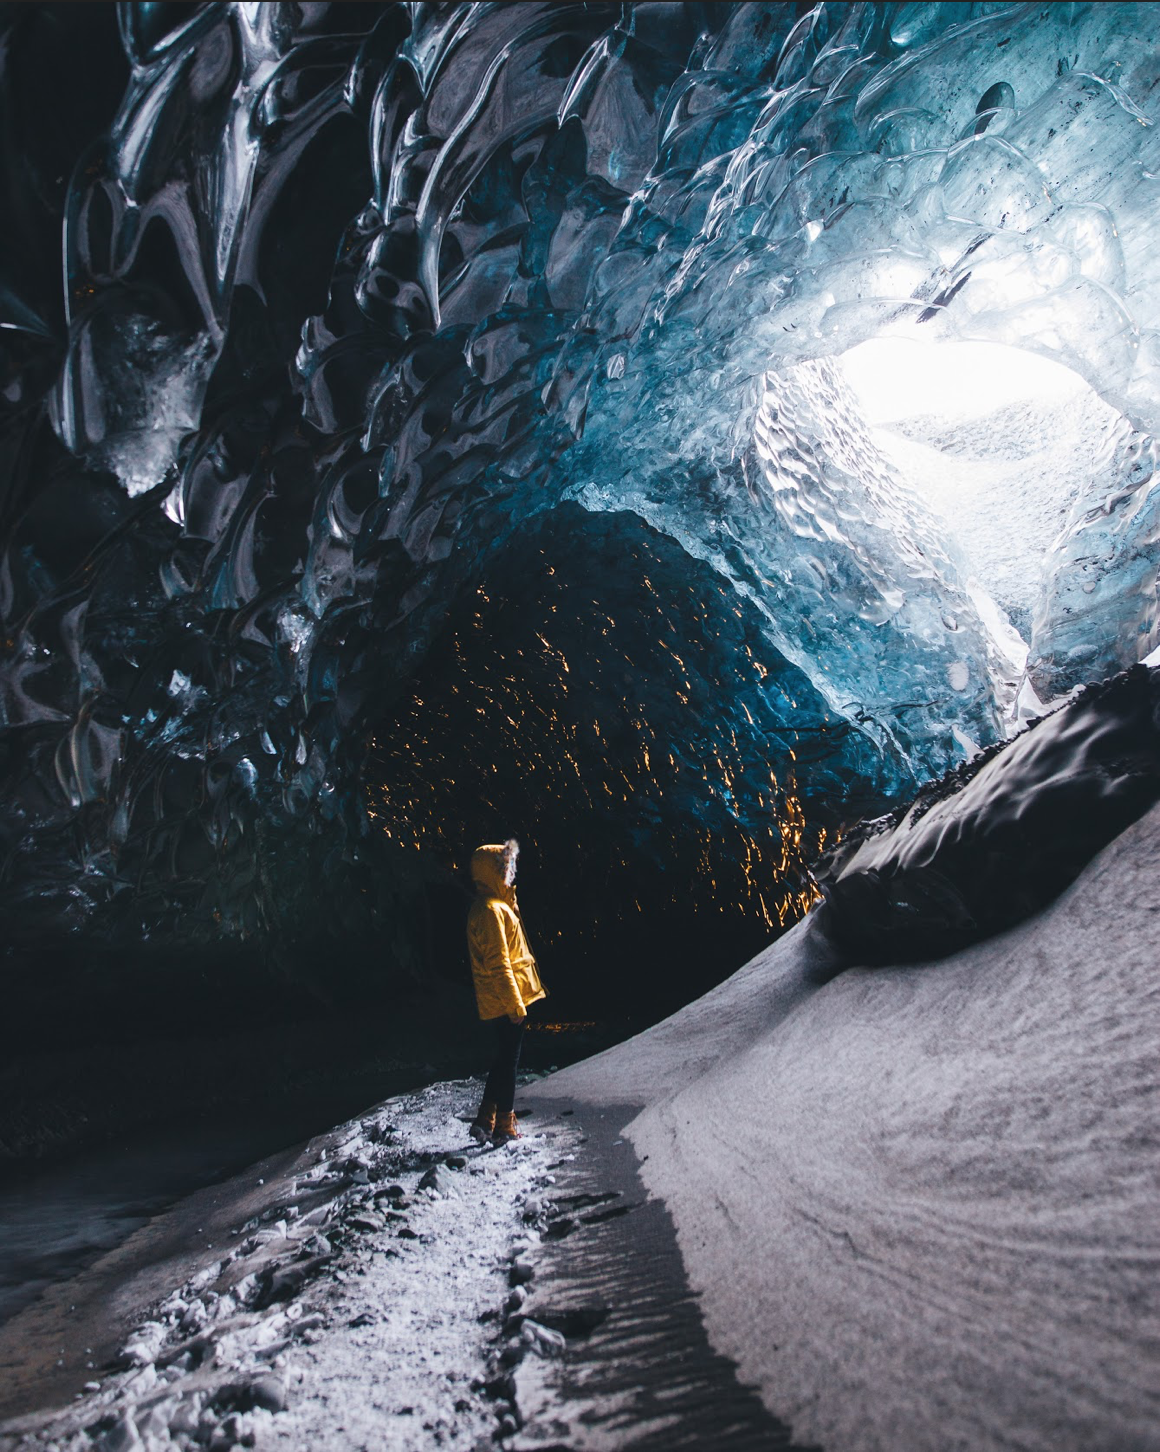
4;2;1160;944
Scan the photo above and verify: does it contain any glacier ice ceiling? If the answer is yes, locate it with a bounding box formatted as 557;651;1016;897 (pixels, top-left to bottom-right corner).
3;1;1160;1017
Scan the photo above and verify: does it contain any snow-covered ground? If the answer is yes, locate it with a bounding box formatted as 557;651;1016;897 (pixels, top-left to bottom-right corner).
5;806;1157;1452
0;1081;581;1452
538;804;1160;1451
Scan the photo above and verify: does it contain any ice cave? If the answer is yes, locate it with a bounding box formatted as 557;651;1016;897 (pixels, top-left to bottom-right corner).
0;3;1157;1450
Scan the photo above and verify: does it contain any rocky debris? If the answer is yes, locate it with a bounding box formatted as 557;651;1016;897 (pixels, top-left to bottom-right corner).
119;1322;166;1369
93;1411;143;1451
251;1253;335;1310
211;1375;287;1414
509;1258;535;1287
521;1320;566;1358
417;1163;462;1198
346;1211;386;1233
0;1079;579;1452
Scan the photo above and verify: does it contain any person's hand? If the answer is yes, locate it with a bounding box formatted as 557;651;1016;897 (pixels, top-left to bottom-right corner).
508;1011;527;1024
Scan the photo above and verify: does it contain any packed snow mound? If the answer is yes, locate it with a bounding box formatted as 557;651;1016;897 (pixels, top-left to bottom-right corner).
816;663;1160;963
537;801;1160;1452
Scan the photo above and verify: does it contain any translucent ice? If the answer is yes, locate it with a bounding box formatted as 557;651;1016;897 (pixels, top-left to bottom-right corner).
6;1;1160;949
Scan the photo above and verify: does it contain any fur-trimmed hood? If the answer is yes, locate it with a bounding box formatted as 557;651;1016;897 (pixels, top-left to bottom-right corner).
470;839;519;899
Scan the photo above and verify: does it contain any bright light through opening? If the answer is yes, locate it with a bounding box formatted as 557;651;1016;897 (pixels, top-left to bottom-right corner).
835;335;1123;653
839;337;1087;426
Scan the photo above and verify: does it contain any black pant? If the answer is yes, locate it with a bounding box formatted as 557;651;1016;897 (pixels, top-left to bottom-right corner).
482;1017;525;1114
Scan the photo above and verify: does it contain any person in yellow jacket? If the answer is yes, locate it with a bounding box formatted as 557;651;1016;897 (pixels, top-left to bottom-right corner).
466;839;546;1144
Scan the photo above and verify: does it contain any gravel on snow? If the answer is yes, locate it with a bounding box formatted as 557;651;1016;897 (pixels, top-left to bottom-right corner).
0;1079;582;1452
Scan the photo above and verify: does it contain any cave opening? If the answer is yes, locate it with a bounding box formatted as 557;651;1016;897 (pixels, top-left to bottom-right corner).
359;338;1132;1029
837;334;1127;657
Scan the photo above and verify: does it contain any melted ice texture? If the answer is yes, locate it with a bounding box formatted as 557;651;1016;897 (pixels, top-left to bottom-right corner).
8;2;1160;927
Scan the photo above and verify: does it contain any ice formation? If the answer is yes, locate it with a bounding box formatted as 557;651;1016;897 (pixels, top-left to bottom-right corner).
4;2;1160;977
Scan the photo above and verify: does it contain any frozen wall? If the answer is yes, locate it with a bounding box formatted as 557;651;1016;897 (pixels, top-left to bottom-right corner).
3;2;1160;964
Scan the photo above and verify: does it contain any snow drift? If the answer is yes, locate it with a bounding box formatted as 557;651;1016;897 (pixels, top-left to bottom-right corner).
537;742;1160;1449
816;664;1160;963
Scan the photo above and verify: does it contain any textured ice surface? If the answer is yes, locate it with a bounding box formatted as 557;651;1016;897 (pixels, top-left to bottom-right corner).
6;2;1160;946
840;339;1160;696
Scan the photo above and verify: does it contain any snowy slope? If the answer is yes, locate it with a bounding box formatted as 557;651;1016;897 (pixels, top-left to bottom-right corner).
537;806;1160;1451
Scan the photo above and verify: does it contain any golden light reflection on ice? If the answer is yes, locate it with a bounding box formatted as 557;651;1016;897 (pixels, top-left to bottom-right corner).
365;565;824;938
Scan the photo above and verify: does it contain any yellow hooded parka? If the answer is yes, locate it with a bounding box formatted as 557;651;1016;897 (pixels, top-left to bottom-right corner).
466;840;546;1021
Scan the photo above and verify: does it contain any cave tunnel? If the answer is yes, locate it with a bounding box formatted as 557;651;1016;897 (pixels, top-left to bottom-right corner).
3;0;1160;1152
363;502;860;1027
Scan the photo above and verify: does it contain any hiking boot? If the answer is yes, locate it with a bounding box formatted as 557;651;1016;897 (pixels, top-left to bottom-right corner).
469;1102;497;1144
492;1110;521;1144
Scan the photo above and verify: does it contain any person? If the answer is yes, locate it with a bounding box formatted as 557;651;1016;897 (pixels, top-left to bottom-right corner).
466;838;546;1144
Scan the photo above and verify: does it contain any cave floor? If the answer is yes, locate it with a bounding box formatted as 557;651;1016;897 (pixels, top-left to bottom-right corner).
0;1077;800;1452
510;1092;806;1451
